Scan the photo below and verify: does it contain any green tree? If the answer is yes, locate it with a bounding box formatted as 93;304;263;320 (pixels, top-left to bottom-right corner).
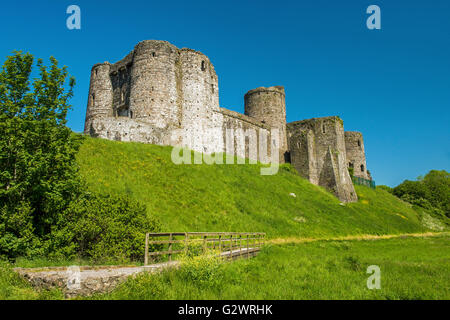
393;170;450;219
422;170;450;217
0;51;83;258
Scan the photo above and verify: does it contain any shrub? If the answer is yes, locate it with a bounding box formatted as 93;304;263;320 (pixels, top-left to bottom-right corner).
348;167;354;178
183;241;206;258
377;185;392;193
179;249;223;288
49;192;161;263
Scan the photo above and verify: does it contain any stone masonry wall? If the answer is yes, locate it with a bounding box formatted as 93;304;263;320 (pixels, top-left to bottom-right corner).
287;117;358;203
345;131;370;180
129;41;180;127
218;108;271;163
244;86;288;163
84;63;113;134
179;48;222;154
85;40;224;155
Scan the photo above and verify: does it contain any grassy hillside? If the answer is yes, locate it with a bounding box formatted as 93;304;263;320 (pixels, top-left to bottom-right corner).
76;137;434;238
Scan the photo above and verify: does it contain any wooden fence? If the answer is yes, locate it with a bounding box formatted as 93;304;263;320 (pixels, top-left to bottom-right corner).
352;176;376;189
144;232;265;266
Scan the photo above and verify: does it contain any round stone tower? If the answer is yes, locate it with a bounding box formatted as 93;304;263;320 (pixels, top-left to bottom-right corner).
84;63;113;134
129;40;180;129
179;48;221;153
244;86;288;162
345;131;370;180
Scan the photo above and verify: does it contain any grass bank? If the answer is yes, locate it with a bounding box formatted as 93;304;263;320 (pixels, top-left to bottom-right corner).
76;137;439;238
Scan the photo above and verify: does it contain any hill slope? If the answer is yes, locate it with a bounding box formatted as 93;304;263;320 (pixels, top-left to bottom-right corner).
77;137;430;238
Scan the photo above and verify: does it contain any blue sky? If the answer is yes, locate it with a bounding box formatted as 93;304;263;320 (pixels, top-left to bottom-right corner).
1;0;449;186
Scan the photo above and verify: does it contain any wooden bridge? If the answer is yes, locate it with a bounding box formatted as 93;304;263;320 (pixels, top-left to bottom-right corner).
15;232;266;297
144;232;266;265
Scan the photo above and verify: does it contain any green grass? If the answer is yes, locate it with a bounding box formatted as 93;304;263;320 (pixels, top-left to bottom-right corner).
76;136;437;238
2;137;447;300
1;235;447;300
0;262;63;300
94;235;450;300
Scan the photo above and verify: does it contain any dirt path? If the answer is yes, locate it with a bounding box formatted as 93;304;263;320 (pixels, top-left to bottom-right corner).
269;231;450;245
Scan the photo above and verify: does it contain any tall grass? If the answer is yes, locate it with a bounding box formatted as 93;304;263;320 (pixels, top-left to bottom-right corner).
0;262;63;300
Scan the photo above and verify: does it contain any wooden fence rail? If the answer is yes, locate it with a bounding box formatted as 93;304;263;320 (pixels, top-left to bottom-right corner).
144;232;265;265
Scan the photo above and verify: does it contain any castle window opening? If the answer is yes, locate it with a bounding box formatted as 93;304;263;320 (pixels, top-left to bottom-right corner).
358;140;361;147
91;94;95;106
201;61;206;71
349;162;354;168
322;123;326;133
361;165;365;172
152;52;156;57
211;84;214;93
117;108;129;117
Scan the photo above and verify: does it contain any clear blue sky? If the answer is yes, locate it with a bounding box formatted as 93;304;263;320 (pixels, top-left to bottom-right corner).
1;0;449;187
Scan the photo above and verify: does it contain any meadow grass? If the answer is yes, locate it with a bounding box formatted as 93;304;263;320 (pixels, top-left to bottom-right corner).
0;261;63;300
96;235;450;300
1;234;447;300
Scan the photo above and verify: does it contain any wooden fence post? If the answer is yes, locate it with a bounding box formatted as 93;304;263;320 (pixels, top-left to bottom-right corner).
239;235;242;259
218;235;222;259
229;235;233;260
247;235;249;258
168;233;173;262
144;233;149;266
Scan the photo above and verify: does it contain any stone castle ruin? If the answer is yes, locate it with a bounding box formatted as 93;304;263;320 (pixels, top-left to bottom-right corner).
84;40;372;203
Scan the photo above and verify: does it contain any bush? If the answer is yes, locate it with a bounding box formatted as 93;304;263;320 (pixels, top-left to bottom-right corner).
49;192;161;263
348;167;354;178
377;185;392;193
178;249;223;288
